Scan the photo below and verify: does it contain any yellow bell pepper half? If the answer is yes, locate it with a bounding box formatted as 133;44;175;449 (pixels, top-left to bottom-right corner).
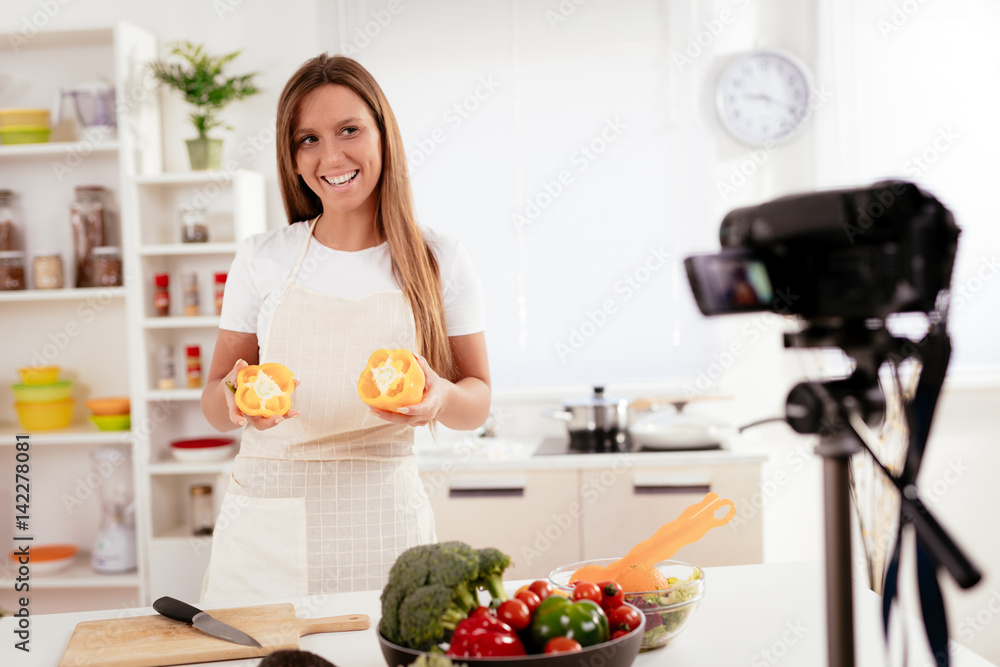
235;363;295;418
357;349;425;413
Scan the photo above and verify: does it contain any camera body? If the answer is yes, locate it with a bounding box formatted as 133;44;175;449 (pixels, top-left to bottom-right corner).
685;180;960;322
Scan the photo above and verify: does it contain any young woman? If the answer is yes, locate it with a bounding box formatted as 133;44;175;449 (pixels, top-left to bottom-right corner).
199;54;490;601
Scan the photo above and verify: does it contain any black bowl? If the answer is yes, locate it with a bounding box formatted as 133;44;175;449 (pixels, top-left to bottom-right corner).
377;606;645;667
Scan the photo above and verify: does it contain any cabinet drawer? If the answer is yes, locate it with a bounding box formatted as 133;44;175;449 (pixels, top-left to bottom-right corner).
580;464;762;566
420;470;581;580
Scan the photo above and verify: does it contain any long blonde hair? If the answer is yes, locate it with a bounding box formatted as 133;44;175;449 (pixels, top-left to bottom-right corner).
276;54;456;381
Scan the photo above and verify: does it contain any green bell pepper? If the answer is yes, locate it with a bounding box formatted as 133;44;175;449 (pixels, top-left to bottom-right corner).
528;596;610;648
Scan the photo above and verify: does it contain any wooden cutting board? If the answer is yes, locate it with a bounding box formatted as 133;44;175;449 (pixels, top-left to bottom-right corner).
58;603;370;666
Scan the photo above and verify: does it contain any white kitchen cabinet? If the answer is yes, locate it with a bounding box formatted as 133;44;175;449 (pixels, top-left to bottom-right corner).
579;463;763;566
419;453;764;586
420;469;583;580
0;22;160;613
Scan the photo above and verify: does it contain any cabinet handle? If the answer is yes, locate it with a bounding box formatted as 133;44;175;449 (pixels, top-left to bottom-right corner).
449;487;524;498
632;484;710;496
448;475;526;498
631;470;711;496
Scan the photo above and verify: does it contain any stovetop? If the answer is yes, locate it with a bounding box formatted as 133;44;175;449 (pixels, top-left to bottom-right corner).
532;436;724;456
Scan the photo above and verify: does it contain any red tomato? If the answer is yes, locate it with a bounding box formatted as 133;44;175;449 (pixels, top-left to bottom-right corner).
528;579;554;601
608;605;643;633
611;629;630;640
544;637;583;654
496;598;531;631
514;589;541;615
469;606;494;619
571;581;603;605
598;580;625;612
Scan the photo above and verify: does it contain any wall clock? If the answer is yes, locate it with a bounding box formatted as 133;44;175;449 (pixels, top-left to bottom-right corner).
716;49;812;147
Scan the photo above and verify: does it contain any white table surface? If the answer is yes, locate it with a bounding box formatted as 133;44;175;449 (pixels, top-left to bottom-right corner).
2;561;995;667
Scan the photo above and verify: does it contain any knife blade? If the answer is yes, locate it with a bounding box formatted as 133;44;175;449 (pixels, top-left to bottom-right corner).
153;596;263;648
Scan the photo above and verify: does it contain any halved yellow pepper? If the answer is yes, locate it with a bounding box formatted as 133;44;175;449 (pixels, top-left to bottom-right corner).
357;349;425;412
235;363;295;417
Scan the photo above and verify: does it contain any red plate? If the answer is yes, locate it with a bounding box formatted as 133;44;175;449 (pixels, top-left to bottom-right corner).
170;437;235;449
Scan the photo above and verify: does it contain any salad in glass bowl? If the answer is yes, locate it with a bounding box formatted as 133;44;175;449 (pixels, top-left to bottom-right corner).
548;558;704;651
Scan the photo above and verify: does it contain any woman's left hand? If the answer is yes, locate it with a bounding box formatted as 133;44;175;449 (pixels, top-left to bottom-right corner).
368;354;448;427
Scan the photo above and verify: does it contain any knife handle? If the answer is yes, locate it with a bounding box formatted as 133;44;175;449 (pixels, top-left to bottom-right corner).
153;596;204;624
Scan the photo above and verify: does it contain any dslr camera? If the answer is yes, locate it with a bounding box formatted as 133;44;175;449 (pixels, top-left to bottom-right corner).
684;180;959;323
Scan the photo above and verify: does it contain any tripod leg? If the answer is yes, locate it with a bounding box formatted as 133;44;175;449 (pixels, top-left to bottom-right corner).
818;435;860;667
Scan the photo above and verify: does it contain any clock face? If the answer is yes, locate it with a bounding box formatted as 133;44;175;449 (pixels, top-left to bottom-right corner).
716;50;811;147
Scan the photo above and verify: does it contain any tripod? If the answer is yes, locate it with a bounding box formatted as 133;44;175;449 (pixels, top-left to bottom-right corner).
782;323;980;667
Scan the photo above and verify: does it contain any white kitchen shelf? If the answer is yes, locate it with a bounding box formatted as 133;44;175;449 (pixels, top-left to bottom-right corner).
0;550;140;589
138;242;239;256
148;458;235;476
143;315;221;329
0;141;120;159
0;423;133;446
0;26;113;51
134;170;234;186
0;286;126;303
145;388;203;402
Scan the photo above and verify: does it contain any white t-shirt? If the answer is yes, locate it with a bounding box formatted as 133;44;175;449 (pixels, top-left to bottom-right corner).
219;221;485;338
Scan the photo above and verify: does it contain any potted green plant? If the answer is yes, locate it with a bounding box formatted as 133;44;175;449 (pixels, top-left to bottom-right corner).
149;41;260;170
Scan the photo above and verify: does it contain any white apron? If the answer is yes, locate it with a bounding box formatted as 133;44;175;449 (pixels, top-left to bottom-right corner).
201;218;437;603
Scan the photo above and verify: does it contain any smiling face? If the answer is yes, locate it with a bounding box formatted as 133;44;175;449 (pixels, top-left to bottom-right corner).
293;83;382;226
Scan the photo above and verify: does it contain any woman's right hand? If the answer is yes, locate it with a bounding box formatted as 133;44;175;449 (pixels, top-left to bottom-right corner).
224;358;299;430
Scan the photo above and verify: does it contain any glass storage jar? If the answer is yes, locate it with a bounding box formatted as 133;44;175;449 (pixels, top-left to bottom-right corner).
183;272;199;316
33;252;64;289
91;246;122;286
71;185;107;287
0;189;17;252
0;251;27;290
180;204;209;243
157;344;176;390
190;484;214;536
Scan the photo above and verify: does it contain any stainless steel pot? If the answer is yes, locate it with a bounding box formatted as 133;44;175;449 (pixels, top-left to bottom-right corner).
545;386;630;451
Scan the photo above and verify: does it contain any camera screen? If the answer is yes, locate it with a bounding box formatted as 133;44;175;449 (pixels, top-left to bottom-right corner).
713;257;774;308
685;252;775;314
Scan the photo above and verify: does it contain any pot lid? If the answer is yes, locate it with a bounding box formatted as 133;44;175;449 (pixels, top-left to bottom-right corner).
563;386;628;407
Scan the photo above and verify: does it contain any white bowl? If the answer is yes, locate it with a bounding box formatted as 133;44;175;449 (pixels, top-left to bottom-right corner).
169;437;236;463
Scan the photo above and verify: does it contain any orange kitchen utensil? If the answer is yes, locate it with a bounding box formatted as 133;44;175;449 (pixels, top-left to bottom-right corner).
570;491;736;584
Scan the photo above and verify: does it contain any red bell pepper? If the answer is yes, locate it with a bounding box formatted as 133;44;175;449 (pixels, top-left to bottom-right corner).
446;615;526;657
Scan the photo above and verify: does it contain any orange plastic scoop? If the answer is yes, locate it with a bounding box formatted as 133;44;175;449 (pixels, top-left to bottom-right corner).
570;491;736;584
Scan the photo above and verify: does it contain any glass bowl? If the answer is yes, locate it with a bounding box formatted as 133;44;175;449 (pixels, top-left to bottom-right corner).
548;558;705;651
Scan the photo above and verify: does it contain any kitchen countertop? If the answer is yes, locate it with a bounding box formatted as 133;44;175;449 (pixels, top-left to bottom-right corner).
413;436;768;472
3;561;994;666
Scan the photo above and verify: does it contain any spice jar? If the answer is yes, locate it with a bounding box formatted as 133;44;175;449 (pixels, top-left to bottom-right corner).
91;246;123;286
185;345;202;389
157;344;175;390
0;251;27;290
180;204;209;243
71;185;107;287
190;484;214;536
214;271;227;315
153;273;170;316
183;272;199;316
0;190;16;252
33;252;64;289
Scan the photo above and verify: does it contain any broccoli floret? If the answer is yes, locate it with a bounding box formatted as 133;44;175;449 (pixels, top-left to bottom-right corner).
475;547;511;604
428;541;481;612
398;584;468;651
380;546;433;643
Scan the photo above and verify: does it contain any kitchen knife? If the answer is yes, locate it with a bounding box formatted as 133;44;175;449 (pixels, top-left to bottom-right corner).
153;596;263;648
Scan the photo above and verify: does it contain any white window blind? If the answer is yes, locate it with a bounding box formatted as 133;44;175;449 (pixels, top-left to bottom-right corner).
319;0;719;389
816;0;1000;380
